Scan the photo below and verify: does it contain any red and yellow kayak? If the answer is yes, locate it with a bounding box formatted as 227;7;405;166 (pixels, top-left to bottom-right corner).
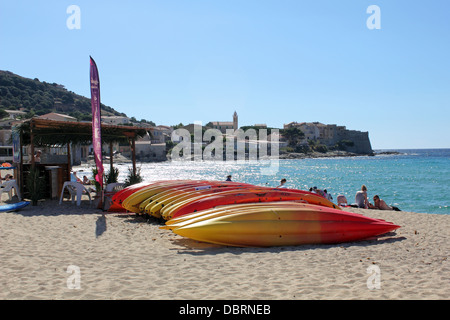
108;180;399;247
166;202;400;247
114;180;253;214
166;188;337;220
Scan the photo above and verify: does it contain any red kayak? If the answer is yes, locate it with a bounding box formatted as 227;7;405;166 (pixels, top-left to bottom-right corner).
167;202;401;247
111;180;185;206
110;180;254;212
168;188;338;219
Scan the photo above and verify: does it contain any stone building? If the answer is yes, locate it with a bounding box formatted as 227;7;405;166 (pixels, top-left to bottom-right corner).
283;121;373;154
210;111;238;133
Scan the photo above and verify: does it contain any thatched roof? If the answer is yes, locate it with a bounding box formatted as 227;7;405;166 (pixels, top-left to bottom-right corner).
17;118;148;147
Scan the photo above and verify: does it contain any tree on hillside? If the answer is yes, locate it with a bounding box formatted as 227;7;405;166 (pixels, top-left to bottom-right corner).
282;127;305;147
0;109;8;119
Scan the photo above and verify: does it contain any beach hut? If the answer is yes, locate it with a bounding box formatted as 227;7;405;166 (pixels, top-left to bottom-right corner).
15;118;147;203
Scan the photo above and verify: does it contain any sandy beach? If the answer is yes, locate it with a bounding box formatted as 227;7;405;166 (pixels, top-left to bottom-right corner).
1;193;448;300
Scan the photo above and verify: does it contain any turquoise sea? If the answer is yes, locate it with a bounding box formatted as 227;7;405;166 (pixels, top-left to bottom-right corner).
75;148;450;215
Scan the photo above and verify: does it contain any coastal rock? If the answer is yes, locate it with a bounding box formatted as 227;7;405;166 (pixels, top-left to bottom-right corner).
278;151;373;159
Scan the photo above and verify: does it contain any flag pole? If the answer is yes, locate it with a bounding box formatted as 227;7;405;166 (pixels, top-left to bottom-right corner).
90;56;104;208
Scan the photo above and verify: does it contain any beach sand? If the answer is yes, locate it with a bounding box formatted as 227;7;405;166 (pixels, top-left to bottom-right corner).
1;193;448;300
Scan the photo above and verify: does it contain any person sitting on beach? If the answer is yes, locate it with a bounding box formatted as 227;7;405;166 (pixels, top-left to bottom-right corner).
373;195;401;211
355;185;371;208
337;195;348;207
323;189;333;201
226;175;232;181
312;186;325;197
83;176;91;185
71;171;82;183
0;173;13;181
277;178;287;188
29;150;42;164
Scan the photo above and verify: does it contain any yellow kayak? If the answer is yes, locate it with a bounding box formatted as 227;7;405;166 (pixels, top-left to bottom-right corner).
168;203;400;247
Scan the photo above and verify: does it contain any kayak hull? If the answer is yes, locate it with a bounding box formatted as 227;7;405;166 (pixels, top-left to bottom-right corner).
168;189;338;220
169;203;400;247
0;201;30;212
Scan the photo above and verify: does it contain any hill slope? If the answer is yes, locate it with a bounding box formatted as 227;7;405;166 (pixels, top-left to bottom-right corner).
0;70;126;121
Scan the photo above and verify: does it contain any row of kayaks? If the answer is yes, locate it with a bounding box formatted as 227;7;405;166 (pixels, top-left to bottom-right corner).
108;180;400;247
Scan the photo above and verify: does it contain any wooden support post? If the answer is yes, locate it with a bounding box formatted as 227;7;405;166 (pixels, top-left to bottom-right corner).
131;137;136;177
67;142;71;181
109;141;113;176
30;121;35;169
19;127;24;196
124;131;137;178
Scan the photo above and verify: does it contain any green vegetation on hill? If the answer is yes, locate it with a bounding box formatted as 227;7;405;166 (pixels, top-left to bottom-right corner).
0;70;126;121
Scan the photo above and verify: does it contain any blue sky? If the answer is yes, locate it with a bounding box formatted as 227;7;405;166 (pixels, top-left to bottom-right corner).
1;0;449;149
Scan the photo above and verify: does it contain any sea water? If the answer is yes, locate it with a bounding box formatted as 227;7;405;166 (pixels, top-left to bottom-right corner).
74;149;450;215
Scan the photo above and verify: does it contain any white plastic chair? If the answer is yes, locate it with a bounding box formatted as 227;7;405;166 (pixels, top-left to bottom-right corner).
59;181;92;206
105;182;125;194
102;183;125;211
0;180;21;201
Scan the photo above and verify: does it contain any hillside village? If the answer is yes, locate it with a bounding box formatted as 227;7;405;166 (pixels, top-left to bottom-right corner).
0;71;373;164
0;109;373;165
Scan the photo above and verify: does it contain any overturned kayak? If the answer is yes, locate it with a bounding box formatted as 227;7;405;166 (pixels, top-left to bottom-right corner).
0;201;30;212
120;180;253;214
108;180;338;217
166;202;400;247
165;188;338;220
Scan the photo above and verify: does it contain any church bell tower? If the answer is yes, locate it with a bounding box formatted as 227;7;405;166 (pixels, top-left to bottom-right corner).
233;111;238;130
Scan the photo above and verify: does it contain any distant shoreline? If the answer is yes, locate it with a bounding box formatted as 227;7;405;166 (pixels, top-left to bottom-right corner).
279;150;373;159
82;150;404;165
